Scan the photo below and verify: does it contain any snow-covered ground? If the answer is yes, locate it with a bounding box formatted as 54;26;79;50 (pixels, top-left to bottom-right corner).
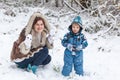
0;7;120;80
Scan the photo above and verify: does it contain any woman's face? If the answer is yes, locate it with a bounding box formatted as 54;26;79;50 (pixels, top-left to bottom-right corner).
72;23;80;34
34;20;45;33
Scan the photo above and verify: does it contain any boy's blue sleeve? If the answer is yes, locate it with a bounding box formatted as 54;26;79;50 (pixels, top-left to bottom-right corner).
61;34;69;47
81;34;88;49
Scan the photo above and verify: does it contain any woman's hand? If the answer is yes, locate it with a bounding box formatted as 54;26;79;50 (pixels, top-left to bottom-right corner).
47;30;55;44
24;34;32;49
48;35;54;44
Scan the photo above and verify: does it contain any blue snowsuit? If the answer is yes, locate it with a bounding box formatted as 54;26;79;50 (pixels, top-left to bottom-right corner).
61;29;88;76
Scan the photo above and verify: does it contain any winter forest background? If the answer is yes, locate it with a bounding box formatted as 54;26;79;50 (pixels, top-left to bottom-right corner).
0;0;120;80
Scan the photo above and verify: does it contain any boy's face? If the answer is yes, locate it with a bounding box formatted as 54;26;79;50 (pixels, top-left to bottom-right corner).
72;23;80;34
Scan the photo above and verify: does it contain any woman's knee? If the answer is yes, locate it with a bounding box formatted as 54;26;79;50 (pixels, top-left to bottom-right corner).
43;47;48;53
35;47;48;57
40;47;49;55
42;55;51;65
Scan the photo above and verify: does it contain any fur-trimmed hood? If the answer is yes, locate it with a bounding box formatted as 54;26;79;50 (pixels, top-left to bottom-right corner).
25;12;50;36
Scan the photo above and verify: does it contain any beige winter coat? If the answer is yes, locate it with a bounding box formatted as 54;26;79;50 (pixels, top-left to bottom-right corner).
10;12;53;62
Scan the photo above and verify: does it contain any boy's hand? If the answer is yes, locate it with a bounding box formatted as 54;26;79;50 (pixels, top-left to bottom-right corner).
76;45;83;51
67;44;73;51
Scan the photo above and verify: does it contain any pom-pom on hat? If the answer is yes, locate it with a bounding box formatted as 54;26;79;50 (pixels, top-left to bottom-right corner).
72;16;83;27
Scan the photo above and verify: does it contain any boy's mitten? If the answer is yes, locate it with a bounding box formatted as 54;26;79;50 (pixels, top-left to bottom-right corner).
67;44;73;51
76;45;83;51
72;52;76;55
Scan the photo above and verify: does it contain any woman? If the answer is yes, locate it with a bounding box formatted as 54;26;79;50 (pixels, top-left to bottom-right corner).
10;12;53;74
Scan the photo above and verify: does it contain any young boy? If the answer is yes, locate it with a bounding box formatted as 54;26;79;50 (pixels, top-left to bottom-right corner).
61;16;88;76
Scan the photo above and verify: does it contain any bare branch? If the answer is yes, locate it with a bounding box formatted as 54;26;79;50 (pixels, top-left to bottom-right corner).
63;0;79;13
74;0;87;9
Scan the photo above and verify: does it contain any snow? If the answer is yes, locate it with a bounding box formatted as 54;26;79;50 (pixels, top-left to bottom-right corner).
0;7;120;80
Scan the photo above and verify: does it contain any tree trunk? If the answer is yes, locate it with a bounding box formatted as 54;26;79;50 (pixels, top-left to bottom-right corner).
79;0;91;9
71;0;78;7
45;0;49;3
50;0;56;6
114;0;119;5
40;0;44;5
55;0;63;7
